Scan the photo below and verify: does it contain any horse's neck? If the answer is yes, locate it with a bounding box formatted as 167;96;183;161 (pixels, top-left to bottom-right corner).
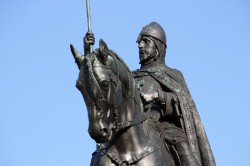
110;66;154;153
111;101;155;154
119;121;152;150
101;121;150;159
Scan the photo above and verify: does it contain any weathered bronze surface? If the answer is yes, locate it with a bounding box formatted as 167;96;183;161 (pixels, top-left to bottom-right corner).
70;22;215;166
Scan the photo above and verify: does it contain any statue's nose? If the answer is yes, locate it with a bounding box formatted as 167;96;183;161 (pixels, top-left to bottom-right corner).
138;41;144;48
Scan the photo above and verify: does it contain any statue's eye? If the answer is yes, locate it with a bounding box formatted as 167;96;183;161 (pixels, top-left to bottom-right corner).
144;39;150;44
102;80;110;89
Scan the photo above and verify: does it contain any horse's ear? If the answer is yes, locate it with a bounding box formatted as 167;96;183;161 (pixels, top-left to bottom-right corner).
99;39;109;64
70;44;84;69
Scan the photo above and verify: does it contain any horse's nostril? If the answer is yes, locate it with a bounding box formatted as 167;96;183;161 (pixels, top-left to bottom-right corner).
100;128;108;137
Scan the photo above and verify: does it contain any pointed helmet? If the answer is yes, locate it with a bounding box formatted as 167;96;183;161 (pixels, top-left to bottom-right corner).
137;22;166;47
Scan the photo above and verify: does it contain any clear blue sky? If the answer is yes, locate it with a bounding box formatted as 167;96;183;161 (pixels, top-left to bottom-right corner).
1;0;250;165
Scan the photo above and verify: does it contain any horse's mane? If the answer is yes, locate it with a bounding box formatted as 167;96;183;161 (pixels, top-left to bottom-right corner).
108;49;143;113
108;49;132;75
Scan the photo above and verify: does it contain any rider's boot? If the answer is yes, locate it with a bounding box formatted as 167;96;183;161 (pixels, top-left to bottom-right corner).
175;141;200;166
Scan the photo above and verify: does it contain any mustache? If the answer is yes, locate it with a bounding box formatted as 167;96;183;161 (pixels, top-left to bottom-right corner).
139;49;146;54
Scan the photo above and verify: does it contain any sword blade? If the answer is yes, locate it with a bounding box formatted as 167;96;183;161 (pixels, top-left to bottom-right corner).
86;0;93;52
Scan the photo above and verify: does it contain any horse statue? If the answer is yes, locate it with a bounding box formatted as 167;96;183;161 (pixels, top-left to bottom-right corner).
70;39;176;166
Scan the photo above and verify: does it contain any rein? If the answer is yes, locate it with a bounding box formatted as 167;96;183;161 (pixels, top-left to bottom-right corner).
116;107;150;131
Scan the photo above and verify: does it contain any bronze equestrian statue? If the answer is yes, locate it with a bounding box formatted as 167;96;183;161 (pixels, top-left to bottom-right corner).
70;22;215;166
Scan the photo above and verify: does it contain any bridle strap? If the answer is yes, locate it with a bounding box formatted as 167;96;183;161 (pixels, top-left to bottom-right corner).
86;55;106;102
116;108;150;131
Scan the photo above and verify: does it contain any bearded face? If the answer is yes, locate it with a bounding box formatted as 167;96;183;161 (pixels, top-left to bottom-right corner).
138;36;158;64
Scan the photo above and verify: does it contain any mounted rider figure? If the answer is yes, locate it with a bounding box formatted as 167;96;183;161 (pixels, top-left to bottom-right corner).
133;22;215;166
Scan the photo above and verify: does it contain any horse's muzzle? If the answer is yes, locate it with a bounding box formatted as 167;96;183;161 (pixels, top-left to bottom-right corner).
88;123;110;143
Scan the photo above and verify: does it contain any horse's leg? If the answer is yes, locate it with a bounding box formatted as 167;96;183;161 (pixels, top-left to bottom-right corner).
90;151;98;166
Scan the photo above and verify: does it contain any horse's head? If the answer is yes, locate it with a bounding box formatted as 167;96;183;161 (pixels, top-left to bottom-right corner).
71;39;139;143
